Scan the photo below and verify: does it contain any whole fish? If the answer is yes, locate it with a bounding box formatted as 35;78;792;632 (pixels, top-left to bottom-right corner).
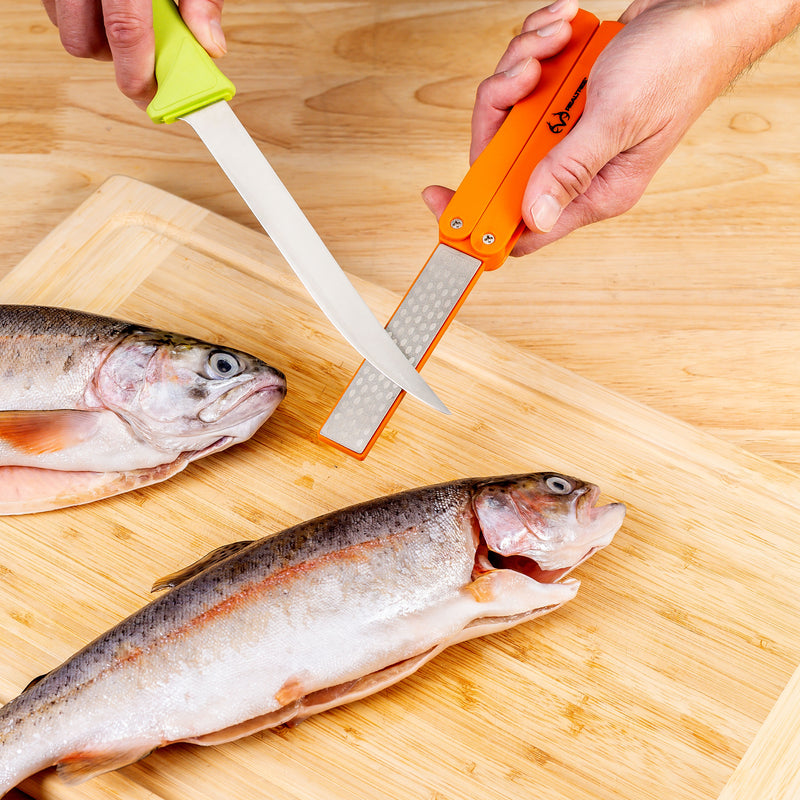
0;473;625;793
0;305;286;514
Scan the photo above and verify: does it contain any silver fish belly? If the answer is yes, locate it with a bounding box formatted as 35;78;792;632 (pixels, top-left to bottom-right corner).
0;305;286;513
0;473;625;793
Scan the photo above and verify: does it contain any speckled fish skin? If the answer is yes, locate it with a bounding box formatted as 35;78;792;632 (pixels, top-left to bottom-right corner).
0;473;625;793
0;305;286;513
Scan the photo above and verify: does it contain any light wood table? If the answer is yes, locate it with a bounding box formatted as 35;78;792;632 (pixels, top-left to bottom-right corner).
2;2;800;799
3;0;800;469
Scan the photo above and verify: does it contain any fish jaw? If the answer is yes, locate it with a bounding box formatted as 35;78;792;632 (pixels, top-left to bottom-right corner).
171;380;286;455
472;473;625;580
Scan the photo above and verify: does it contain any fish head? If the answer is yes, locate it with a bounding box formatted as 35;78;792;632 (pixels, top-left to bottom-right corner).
94;332;287;453
472;473;625;583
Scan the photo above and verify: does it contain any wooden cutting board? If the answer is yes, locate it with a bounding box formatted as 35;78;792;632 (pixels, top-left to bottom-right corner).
1;177;798;800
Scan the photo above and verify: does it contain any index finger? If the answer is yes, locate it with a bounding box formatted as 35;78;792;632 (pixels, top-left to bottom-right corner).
101;0;155;107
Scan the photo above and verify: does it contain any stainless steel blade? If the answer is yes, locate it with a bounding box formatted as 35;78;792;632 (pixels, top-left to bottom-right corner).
181;100;447;414
320;244;482;455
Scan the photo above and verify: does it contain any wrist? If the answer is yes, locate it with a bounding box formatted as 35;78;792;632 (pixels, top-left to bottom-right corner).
621;0;800;95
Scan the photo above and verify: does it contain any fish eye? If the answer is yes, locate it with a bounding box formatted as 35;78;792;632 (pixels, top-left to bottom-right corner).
545;475;573;495
206;351;244;379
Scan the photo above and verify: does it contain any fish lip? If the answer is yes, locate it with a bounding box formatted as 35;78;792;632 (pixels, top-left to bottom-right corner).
197;378;286;424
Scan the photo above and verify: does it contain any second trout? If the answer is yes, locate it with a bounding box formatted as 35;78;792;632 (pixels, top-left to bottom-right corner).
0;472;625;793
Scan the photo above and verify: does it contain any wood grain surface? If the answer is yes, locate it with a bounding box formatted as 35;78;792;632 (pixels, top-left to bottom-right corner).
2;0;800;471
2;0;800;797
0;176;798;799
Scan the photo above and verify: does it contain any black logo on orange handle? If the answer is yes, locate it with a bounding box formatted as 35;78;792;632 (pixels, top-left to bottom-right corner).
546;77;588;135
547;111;570;134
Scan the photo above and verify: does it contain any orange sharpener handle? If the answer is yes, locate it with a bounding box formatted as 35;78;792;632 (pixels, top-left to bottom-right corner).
440;10;624;269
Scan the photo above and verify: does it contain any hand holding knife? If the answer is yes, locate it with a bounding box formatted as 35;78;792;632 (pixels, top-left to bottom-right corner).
146;0;448;416
145;2;623;460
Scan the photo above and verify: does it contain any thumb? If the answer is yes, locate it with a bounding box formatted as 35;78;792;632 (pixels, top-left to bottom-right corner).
421;185;455;221
177;0;226;57
522;110;622;234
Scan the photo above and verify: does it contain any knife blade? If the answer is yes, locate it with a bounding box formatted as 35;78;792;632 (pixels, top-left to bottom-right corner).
146;0;448;415
319;9;623;459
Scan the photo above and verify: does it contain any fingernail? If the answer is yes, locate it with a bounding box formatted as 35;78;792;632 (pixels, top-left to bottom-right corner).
536;19;564;37
531;195;562;233
209;20;227;55
548;0;570;13
504;57;532;78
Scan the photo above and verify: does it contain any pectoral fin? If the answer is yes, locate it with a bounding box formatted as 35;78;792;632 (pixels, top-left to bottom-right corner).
0;410;100;455
56;744;154;785
151;540;256;592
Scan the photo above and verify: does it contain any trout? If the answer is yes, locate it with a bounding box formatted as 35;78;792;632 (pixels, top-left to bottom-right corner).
0;473;625;792
0;305;286;513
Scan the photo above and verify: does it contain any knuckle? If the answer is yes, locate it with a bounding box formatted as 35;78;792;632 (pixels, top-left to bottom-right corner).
474;75;496;106
503;33;529;63
579;176;645;227
121;82;152;104
103;10;149;50
610;191;640;217
548;155;595;201
597;159;651;217
605;184;643;218
474;74;509;115
115;70;156;104
60;29;108;59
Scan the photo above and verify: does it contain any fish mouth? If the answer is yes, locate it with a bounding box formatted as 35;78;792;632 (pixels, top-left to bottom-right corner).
474;489;625;585
198;380;286;426
476;543;576;585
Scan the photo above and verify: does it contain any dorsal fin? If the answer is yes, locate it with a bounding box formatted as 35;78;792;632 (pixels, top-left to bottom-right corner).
151;540;255;592
23;672;49;692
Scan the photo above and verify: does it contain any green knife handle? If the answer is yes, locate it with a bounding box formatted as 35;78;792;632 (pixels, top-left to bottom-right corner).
147;0;235;124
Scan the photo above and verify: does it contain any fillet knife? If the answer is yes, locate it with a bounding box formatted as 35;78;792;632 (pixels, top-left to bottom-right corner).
146;0;447;415
320;9;623;459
